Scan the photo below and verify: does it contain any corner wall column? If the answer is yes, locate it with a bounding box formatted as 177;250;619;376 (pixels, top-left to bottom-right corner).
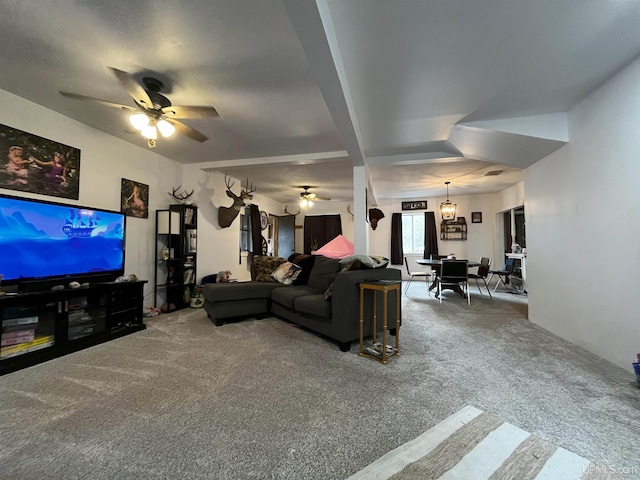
353;165;369;254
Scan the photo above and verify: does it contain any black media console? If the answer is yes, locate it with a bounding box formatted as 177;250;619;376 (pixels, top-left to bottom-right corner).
0;280;147;376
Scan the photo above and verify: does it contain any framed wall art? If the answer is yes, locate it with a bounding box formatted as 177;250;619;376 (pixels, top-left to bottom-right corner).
121;178;149;219
472;212;483;223
0;123;81;199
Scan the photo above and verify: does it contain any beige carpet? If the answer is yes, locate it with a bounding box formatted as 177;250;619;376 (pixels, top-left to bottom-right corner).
347;406;621;480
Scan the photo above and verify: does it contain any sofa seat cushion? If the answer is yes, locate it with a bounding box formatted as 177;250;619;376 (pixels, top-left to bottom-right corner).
203;282;280;303
271;285;322;310
294;294;332;319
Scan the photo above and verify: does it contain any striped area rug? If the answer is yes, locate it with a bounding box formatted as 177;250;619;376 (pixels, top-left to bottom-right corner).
347;406;619;480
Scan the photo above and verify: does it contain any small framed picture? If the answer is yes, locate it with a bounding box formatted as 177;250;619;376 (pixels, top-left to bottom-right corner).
471;212;482;223
121;178;149;219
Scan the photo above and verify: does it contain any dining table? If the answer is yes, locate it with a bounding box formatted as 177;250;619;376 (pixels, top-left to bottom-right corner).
416;258;480;297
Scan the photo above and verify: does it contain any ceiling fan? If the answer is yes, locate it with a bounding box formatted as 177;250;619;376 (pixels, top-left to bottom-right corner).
59;67;218;147
298;186;330;207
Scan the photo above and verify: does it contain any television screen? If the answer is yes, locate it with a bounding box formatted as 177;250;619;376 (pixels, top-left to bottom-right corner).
0;194;125;283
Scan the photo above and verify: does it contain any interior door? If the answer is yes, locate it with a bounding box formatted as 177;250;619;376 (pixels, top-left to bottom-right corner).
276;215;295;259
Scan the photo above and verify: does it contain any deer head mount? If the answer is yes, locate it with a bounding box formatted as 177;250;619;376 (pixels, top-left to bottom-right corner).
218;174;256;228
283;205;300;216
169;185;194;203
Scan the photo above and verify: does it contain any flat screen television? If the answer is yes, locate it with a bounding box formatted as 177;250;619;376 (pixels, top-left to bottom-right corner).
0;193;125;289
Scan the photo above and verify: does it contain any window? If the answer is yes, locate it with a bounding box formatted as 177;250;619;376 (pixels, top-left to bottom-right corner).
402;213;424;254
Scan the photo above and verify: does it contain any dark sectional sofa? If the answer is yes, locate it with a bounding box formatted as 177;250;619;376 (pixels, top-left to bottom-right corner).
202;254;401;351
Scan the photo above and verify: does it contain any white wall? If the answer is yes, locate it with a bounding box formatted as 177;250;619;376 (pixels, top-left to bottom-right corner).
183;167;284;282
0;89;182;306
526;56;640;371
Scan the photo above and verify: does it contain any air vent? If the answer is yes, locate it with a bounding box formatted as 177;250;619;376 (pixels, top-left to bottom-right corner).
484;170;504;176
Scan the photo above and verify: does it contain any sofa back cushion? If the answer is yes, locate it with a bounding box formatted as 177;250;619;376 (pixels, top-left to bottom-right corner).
306;256;341;291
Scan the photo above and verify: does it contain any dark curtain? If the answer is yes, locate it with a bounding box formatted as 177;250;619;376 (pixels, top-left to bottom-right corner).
390;213;403;265
303;215;342;254
248;204;262;262
423;211;439;259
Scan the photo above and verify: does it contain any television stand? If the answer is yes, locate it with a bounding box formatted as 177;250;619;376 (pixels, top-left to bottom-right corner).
1;280;147;376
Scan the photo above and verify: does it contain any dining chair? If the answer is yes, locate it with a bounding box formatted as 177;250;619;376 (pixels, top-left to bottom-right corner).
468;257;492;298
437;260;470;305
487;258;515;291
404;257;432;294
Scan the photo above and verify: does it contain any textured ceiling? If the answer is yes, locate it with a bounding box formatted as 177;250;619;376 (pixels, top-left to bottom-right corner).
1;0;639;205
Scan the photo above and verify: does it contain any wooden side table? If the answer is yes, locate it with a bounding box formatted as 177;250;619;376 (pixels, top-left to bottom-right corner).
358;280;401;364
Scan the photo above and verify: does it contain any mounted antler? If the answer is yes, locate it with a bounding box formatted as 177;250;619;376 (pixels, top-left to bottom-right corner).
346;204;354;218
218;174;256;228
284;205;300;216
241;177;256;200
169;185;194;203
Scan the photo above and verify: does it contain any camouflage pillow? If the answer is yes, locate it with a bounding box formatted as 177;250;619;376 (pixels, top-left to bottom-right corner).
252;256;287;282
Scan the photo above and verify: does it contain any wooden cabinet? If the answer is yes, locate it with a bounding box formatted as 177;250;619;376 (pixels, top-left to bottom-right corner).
155;205;197;311
440;217;467;241
1;281;146;376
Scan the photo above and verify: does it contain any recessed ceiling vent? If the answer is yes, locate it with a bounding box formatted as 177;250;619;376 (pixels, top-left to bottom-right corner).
484;170;505;176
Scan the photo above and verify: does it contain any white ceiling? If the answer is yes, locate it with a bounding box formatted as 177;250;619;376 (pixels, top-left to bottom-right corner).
1;1;639;205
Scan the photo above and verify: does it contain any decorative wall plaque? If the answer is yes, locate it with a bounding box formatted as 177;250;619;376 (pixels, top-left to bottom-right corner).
401;201;428;211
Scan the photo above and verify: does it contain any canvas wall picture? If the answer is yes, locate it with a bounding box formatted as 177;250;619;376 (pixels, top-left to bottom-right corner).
121;178;149;218
0;123;81;200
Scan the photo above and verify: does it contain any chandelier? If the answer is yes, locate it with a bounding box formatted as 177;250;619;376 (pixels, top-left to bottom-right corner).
440;181;457;221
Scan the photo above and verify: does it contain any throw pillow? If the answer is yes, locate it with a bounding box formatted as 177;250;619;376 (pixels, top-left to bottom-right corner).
271;262;302;285
339;254;389;269
253;255;287;282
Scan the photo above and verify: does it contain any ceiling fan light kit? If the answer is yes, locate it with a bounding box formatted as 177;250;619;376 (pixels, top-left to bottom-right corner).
440;181;457;221
298;186;329;208
60;67;218;148
299;198;314;209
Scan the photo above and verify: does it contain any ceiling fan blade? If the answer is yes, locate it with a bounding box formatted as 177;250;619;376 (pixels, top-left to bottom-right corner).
59;91;137;112
109;67;154;109
315;196;331;201
167;118;209;143
161;105;219;119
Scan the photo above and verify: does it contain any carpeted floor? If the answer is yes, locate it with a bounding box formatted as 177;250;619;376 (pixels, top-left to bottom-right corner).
1;282;638;479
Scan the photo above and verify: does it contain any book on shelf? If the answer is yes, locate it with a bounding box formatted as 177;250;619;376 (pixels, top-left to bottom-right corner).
1;328;37;339
2;306;38;318
2;322;39;334
68;324;96;340
364;343;396;358
2;315;39;327
183;207;195;225
0;335;55;359
68;314;93;325
1;331;36;346
187;230;197;253
183;268;195;284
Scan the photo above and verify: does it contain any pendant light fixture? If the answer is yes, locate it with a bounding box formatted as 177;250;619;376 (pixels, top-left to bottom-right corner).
440;181;457;221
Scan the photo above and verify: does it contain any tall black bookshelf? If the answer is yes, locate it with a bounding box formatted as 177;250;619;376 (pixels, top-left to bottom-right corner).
154;205;197;312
